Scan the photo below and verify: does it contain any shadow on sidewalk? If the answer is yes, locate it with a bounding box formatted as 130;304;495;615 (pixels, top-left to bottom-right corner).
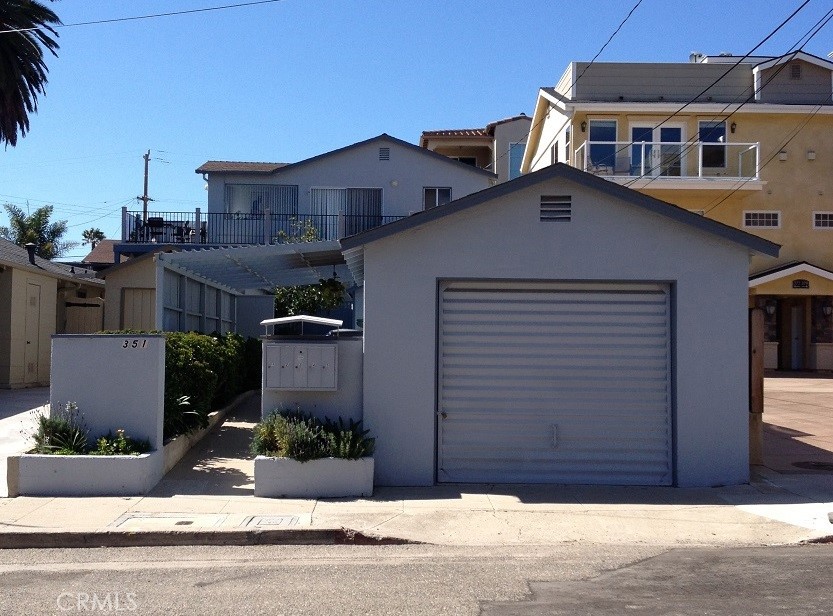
150;394;261;498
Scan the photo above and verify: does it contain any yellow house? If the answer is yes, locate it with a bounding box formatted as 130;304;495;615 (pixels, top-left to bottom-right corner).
523;51;833;370
0;239;104;388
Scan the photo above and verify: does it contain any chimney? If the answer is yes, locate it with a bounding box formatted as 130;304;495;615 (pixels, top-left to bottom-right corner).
24;243;36;265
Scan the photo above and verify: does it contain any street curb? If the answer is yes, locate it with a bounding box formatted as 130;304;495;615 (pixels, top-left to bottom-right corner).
0;528;422;549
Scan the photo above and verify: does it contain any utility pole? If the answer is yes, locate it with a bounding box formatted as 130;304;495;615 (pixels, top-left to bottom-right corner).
137;149;153;223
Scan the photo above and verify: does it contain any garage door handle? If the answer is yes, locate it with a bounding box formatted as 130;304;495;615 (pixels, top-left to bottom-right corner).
439;411;447;420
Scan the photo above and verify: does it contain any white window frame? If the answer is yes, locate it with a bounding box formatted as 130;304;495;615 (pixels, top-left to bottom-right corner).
813;211;833;229
743;210;781;229
424;187;452;209
699;120;727;169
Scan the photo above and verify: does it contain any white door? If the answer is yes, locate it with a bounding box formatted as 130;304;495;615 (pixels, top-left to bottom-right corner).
630;124;684;177
24;283;41;385
437;280;673;486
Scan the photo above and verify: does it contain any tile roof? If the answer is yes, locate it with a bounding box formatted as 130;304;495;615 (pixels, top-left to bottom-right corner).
195;161;289;174
0;237;102;284
421;128;490;138
82;239;117;265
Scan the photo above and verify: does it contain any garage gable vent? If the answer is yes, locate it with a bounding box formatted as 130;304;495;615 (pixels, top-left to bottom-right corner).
540;195;571;222
379;147;391;161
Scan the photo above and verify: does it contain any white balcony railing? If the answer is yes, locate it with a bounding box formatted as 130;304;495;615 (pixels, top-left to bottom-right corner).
574;140;760;182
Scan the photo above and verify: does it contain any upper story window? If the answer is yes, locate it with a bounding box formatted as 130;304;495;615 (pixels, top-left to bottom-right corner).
744;211;780;229
699;121;726;168
814;212;833;228
551;142;559;164
509;143;525;180
424;187;451;209
451;156;477;167
224;184;298;216
588;120;617;169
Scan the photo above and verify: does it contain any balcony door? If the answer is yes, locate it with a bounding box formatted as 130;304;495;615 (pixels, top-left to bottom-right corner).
310;187;382;239
630;124;684;177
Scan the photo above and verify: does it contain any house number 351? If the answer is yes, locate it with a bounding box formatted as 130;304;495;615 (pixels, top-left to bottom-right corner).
122;339;148;349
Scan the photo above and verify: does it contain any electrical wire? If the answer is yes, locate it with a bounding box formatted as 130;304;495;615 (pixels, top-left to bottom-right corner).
0;0;286;34
526;0;813;175
623;4;833;193
481;0;644;175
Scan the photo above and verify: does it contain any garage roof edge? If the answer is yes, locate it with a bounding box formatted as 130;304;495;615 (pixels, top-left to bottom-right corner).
339;163;781;258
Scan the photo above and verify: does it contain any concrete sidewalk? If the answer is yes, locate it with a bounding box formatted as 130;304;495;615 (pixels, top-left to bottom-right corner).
1;379;833;548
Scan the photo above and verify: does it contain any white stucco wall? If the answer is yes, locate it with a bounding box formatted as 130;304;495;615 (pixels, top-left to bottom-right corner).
359;176;754;487
261;338;363;423
205;138;494;218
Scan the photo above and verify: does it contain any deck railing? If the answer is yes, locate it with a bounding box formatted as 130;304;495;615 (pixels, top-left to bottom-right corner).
122;209;404;244
574;140;760;181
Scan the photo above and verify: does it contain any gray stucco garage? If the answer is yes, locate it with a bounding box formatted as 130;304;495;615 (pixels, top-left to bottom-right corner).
342;164;779;488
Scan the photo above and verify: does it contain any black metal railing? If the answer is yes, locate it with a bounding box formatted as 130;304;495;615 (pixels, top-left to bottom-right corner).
123;210;405;244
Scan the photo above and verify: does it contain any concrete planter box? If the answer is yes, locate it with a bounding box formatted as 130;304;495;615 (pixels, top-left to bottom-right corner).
254;456;374;498
14;450;164;497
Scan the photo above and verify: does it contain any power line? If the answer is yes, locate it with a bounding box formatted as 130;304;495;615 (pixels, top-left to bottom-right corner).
0;0;286;34
526;0;812;176
488;0;644;174
623;3;831;192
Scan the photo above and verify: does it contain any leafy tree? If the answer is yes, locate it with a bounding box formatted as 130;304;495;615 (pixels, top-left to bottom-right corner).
274;277;346;318
81;227;105;249
0;203;76;258
0;0;61;147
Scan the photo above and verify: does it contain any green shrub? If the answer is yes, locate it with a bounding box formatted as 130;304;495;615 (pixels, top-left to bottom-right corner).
251;410;374;461
323;417;375;460
31;402;89;455
29;403;149;456
90;429;151;456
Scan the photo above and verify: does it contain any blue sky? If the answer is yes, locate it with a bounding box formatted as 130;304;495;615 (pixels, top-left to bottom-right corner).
1;0;831;258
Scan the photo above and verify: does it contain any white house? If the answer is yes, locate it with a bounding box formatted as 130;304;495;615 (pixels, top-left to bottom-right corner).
341;163;778;488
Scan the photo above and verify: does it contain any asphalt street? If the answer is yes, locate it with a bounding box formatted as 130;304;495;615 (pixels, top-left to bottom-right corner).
1;543;832;615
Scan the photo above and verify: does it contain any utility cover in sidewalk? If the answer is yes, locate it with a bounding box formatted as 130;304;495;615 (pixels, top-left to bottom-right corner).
112;513;227;530
243;515;300;528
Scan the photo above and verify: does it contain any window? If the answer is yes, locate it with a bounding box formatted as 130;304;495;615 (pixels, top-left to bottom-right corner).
744;211;780;228
564;128;571;164
540;195;571;222
310;187;383;237
814;212;833;228
509;142;525;180
424;187;451;209
451;156;477;167
551;142;559;164
699;121;726;168
588;120;617;169
224;184;298;216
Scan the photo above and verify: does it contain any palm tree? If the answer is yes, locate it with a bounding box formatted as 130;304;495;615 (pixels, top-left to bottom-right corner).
81;227;105;249
0;1;61;147
0;203;76;258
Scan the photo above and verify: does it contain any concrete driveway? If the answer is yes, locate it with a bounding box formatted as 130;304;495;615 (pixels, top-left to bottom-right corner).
763;373;833;473
0;387;47;498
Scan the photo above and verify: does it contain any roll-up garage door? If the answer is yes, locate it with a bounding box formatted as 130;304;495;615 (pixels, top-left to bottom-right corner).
437;280;672;485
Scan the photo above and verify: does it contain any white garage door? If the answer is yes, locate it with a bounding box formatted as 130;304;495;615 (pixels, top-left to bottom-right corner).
437;280;672;486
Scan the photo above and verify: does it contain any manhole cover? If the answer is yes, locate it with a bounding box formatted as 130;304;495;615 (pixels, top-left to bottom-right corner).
243;515;300;528
792;461;833;471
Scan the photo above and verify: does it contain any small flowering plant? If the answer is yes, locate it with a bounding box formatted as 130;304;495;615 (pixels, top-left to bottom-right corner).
91;429;151;456
28;403;150;456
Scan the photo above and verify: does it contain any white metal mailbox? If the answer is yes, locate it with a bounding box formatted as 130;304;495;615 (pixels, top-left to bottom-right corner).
266;343;337;390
